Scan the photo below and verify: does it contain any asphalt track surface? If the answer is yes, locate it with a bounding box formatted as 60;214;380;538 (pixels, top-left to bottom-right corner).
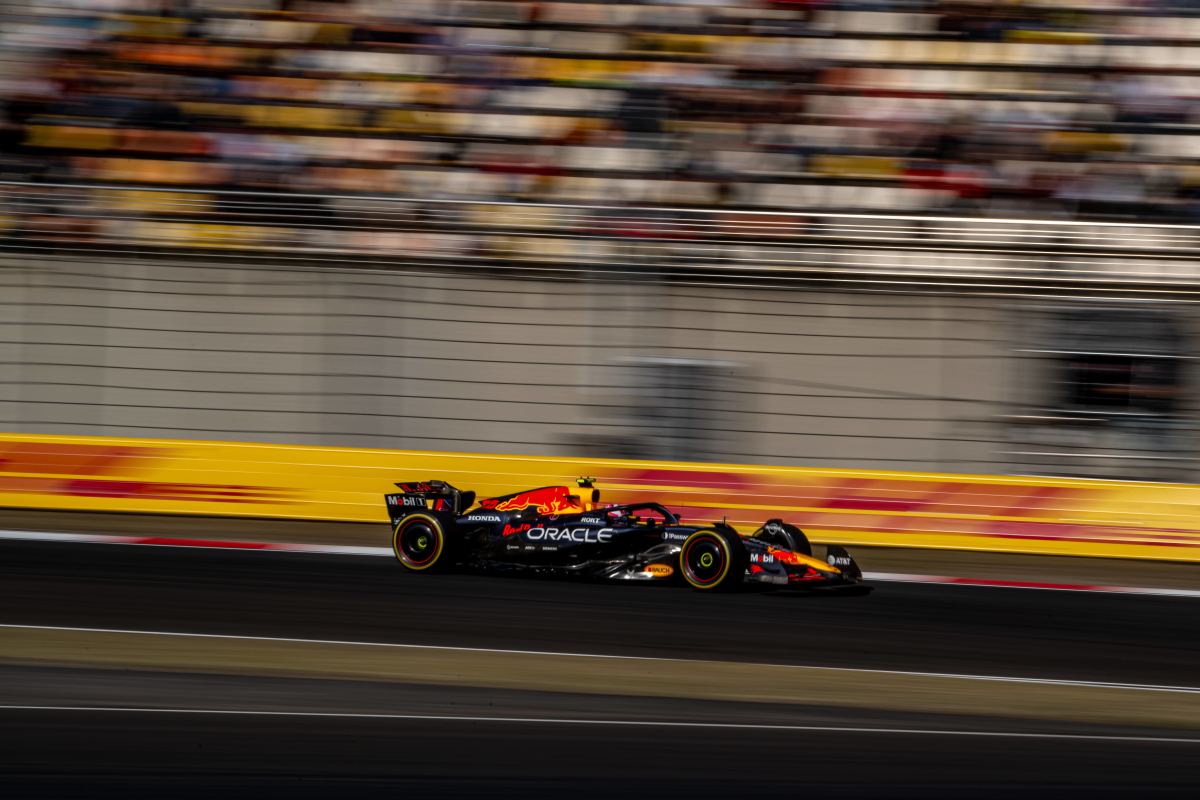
3;539;1200;798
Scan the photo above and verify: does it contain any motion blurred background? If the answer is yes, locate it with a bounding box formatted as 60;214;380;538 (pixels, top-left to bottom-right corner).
2;0;1199;481
6;6;1200;796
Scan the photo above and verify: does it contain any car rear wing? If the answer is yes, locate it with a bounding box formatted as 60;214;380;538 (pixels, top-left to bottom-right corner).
384;480;476;524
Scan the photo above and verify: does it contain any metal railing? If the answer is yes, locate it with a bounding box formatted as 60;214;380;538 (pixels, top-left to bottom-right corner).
5;181;1200;286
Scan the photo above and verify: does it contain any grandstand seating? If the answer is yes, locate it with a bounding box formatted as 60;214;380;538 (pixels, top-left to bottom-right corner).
4;0;1200;221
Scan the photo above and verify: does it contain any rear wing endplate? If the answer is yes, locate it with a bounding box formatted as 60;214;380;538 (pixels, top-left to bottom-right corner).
384;480;476;523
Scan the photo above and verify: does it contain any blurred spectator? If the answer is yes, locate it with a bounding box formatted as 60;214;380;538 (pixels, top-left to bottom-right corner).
4;0;1200;223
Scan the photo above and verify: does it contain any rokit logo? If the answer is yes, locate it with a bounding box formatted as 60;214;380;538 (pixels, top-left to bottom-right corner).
580;517;605;525
526;527;614;543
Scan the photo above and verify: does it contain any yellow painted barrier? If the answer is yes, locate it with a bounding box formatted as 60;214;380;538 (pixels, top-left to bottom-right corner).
2;433;1200;561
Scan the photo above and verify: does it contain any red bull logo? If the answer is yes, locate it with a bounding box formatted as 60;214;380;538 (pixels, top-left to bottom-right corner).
480;486;583;515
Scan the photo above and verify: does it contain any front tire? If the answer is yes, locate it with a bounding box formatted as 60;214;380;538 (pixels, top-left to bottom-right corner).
680;528;748;591
393;512;457;572
754;519;812;557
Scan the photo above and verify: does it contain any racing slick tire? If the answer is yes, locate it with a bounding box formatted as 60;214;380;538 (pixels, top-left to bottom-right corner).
392;511;459;572
680;528;749;592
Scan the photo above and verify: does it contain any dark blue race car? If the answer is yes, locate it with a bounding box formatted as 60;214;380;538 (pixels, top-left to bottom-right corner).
384;479;864;592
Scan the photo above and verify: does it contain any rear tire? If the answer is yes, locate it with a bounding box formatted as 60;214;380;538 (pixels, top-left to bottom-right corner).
680;529;748;591
393;512;457;572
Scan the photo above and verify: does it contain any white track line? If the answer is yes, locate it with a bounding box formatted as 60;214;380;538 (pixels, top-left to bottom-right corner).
0;706;1196;743
862;572;1200;598
4;528;1200;599
6;623;1200;696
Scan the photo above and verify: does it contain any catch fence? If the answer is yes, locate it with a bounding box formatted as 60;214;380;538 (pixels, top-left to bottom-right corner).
6;181;1200;287
1;181;1199;482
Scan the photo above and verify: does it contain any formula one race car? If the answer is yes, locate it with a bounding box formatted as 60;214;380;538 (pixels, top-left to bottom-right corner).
384;479;864;592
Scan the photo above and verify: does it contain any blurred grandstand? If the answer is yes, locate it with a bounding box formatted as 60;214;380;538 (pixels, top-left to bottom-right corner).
6;0;1200;223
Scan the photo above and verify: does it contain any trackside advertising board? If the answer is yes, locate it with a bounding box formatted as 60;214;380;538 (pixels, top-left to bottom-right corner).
1;433;1199;561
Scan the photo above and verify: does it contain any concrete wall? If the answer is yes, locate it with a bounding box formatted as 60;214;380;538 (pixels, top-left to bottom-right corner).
1;253;1019;473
